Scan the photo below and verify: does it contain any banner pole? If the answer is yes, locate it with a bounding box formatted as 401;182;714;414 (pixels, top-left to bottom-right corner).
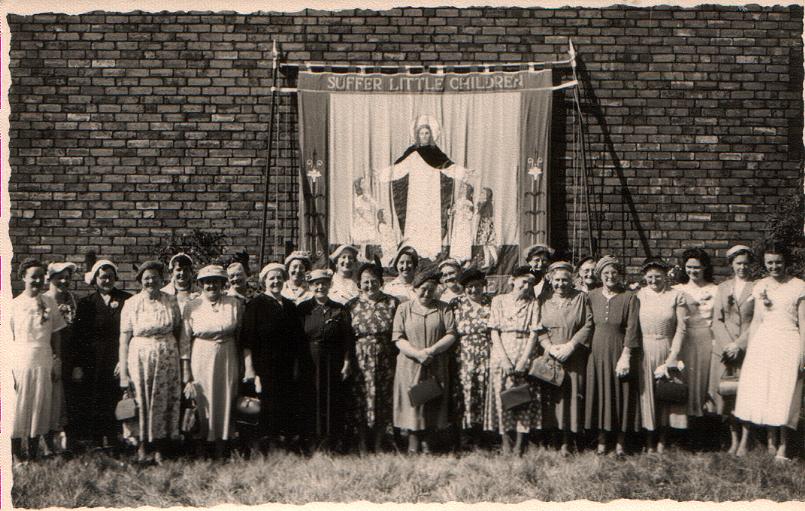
569;39;596;257
259;40;280;268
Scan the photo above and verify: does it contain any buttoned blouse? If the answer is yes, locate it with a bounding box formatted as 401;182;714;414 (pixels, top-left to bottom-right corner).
10;293;67;351
181;295;242;357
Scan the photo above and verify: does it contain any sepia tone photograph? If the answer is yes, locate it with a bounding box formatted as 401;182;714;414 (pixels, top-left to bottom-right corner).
1;0;804;507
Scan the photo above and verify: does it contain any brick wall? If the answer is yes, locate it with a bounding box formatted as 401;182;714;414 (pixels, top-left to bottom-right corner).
7;6;804;291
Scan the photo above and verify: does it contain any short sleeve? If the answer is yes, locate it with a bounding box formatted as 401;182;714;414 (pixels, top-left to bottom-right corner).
119;295;135;333
488;296;502;331
673;289;687;309
392;302;408;341
442;305;457;336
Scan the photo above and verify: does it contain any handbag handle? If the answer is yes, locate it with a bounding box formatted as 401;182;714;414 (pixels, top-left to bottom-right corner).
412;361;428;385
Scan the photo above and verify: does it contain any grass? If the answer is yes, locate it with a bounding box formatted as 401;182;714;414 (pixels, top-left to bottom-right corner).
11;445;805;507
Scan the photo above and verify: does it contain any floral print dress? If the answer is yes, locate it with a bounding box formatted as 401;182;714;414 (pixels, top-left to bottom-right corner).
120;291;184;443
452;294;492;429
349;293;399;431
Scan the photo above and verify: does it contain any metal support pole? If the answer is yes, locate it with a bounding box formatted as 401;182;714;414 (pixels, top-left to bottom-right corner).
259;41;280;267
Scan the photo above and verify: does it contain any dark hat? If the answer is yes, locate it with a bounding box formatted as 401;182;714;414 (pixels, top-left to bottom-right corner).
135;260;165;282
640;257;669;274
511;265;535;279
412;270;440;289
458;268;486;287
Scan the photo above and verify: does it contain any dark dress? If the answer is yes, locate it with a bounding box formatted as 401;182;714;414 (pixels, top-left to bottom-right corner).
297;298;354;442
240;293;308;438
539;291;593;433
584;289;641;433
73;288;132;441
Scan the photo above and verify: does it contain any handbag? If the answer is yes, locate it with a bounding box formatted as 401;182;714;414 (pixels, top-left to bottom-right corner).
408;365;443;407
115;389;138;421
655;373;688;404
500;383;533;411
235;380;262;427
234;395;262;426
181;398;200;435
529;354;565;387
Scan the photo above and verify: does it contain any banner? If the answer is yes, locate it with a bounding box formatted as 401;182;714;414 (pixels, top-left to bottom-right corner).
297;69;553;274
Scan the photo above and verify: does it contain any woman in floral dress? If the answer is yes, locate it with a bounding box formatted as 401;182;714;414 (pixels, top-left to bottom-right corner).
452;268;492;447
119;260;185;465
485;265;541;456
348;262;400;453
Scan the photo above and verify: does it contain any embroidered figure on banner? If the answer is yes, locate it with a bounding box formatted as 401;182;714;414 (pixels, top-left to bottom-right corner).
375;115;474;260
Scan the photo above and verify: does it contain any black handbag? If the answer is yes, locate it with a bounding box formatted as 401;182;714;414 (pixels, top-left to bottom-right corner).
655;374;688;404
529;354;565;387
115;389;137;421
235;380;262;427
500;383;533;411
408;365;443;407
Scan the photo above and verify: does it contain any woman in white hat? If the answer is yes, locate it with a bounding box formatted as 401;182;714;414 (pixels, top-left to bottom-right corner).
42;261;78;453
382;245;419;303
181;265;242;459
241;263;308;449
707;245;755;453
10;258;67;463
162;253;198;314
328;245;360;305
73;256;132;448
296;269;353;451
118;260;184;465
281;250;314;304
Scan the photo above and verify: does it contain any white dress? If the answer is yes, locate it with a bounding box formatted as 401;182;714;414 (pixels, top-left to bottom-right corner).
10;293;67;438
673;282;718;417
383;277;417;303
735;277;805;428
449;198;474;263
328;274;360;305
182;296;242;441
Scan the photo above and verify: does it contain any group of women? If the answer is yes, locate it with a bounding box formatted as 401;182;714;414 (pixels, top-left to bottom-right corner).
10;240;805;464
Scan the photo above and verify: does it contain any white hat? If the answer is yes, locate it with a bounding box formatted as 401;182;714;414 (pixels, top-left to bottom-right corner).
84;259;118;286
329;244;358;262
725;245;752;259
169;252;194;269
47;261;77;280
437;258;461;271
259;262;287;282
197;265;228;281
285;250;312;267
306;269;334;282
